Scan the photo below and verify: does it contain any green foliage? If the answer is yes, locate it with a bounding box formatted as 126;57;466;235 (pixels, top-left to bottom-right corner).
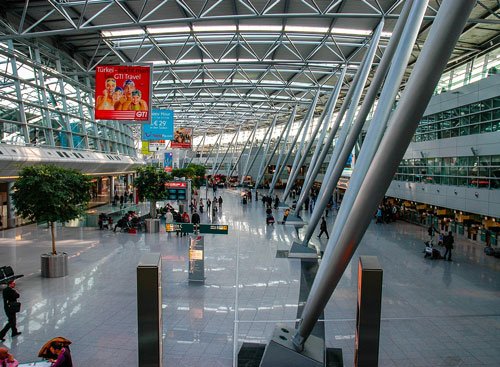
12;165;91;224
171;164;206;188
12;164;91;255
134;165;172;218
134;165;171;202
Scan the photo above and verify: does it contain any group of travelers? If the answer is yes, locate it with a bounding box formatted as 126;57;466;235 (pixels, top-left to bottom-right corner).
113;211;143;232
1;280;73;366
375;202;399;224
113;189;134;208
427;224;455;261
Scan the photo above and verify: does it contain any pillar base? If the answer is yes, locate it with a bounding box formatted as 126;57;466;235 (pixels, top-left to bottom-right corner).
288;242;318;259
259;324;324;367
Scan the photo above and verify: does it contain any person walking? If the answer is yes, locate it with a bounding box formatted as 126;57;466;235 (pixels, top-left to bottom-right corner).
317;217;329;239
0;280;21;342
443;231;454;261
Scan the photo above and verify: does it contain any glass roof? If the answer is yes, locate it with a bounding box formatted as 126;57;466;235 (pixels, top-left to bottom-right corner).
0;0;498;135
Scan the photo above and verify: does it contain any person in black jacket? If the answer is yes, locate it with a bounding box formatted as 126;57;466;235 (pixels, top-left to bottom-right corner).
0;280;21;341
443;231;454;261
191;210;201;231
317;217;329;239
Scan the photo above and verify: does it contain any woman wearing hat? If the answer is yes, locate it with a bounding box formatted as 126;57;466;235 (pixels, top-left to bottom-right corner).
48;342;73;367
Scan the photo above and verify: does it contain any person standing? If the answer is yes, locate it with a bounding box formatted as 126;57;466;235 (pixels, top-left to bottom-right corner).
317;217;329;239
191;210;201;232
443;231;454;261
0;280;21;342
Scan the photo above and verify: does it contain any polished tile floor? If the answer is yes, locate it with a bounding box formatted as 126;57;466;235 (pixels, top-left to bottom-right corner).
0;188;499;366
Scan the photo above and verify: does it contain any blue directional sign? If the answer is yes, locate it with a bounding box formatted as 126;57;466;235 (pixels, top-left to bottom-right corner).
142;109;174;140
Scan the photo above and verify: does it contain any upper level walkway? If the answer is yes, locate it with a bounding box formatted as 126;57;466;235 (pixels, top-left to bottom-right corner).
0;187;498;366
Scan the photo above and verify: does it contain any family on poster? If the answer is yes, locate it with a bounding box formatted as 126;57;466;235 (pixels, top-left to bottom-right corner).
94;65;151;121
96;78;148;111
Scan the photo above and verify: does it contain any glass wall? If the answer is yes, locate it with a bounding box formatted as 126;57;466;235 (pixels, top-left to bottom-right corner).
394;155;500;189
0;40;136;156
413;96;500;142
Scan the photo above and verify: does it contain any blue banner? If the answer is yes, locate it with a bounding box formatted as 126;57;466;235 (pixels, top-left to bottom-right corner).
164;152;173;172
142;109;174;140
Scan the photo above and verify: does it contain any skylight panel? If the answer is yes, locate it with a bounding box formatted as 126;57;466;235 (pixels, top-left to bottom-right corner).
101;29;145;37
193;25;237;32
239;25;282;32
147;26;191;34
285;25;329;34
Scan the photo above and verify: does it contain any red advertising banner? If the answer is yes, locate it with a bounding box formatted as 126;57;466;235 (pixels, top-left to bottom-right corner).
165;182;188;188
95;65;151;121
171;127;193;149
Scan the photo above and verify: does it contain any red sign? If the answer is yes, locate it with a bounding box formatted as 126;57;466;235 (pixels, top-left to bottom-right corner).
171;127;192;149
165;182;187;188
95;65;151;121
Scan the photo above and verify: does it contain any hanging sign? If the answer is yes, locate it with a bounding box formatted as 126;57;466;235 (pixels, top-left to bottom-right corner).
171;127;193;149
142;109;174;140
95;65;152;121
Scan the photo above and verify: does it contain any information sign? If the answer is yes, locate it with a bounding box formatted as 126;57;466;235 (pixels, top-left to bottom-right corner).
188;235;205;283
199;224;229;235
165;223;193;233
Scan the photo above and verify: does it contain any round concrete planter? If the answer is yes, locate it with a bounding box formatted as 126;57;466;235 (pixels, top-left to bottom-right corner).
41;252;68;278
145;218;161;233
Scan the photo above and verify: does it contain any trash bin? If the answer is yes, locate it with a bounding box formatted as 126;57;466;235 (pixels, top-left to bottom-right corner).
145;218;160;233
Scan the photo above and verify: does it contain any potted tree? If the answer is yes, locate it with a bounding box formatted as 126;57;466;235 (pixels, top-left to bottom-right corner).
12;164;91;278
134;165;171;233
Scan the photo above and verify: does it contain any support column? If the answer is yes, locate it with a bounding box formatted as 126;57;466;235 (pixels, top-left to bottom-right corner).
214;126;241;176
281;90;320;202
7;182;16;228
300;75;344;198
229;121;259;179
240;120;274;185
310;0;423;252
110;176;115;203
268;106;297;195
211;129;225;176
293;24;381;217
187;132;206;167
254;116;278;189
268;101;313;196
292;0;474;350
204;129;223;168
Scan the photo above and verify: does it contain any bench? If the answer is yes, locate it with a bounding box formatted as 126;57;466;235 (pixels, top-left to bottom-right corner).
0;266;24;285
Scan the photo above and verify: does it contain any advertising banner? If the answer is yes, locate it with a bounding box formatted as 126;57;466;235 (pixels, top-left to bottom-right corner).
95;65;151;121
141;110;174;140
142;109;174;140
148;140;166;152
171;127;193;149
164;152;173;172
141;141;150;155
